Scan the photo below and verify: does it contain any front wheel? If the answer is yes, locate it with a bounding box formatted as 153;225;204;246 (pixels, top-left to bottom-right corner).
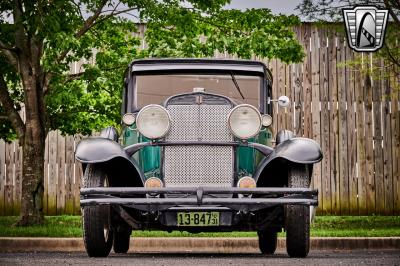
285;164;310;258
258;230;278;254
82;165;113;257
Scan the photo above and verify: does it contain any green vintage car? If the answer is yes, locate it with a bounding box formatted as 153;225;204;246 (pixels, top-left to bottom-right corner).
76;58;322;258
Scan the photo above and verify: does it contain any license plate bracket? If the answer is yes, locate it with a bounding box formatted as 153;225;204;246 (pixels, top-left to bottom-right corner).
177;212;220;226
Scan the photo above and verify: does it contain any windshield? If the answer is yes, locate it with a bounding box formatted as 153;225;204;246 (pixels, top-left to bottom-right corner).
134;74;261;109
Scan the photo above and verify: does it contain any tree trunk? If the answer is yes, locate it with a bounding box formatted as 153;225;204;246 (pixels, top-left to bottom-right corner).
17;124;45;225
7;4;48;226
16;74;47;226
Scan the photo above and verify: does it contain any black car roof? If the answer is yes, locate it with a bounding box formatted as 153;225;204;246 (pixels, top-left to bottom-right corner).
130;58;272;81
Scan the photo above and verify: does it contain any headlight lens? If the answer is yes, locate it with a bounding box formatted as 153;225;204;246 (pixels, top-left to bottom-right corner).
261;114;272;127
122;113;135;126
136;104;170;139
228;104;262;139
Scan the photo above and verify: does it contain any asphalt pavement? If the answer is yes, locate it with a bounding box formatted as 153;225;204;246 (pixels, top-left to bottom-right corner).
0;250;399;266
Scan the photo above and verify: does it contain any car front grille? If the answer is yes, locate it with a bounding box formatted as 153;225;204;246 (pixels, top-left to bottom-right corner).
163;100;234;188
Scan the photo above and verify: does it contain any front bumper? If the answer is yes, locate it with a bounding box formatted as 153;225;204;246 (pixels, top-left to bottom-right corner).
80;187;318;212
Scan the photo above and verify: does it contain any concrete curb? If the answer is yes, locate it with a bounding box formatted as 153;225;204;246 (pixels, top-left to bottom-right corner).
1;237;399;253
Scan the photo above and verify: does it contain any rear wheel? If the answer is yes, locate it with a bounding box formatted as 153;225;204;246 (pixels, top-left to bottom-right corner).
285;164;310;258
258;230;278;254
82;164;113;257
113;229;132;253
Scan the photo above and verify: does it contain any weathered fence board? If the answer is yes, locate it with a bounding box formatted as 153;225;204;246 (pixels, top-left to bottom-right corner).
328;32;340;215
311;26;322;208
0;24;399;215
355;64;367;215
65;136;75;215
373;60;385;214
383;70;393;215
57;133;66;214
47;131;58;215
346;43;357;215
319;28;331;214
392;67;400;215
364;66;376;214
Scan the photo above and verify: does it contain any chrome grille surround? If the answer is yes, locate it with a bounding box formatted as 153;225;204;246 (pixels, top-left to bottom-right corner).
163;96;234;188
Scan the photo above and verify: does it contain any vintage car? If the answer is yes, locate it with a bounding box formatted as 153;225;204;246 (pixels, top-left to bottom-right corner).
75;58;322;258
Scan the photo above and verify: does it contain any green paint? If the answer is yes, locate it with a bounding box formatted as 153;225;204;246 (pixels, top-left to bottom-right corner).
122;124;161;179
236;127;273;177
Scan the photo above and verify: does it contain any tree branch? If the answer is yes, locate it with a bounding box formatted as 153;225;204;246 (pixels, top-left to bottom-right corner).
75;0;109;39
58;2;140;60
0;40;16;51
57;0;108;62
384;0;400;26
384;45;400;68
65;72;85;81
69;0;85;22
0;40;18;68
64;64;126;82
0;72;25;142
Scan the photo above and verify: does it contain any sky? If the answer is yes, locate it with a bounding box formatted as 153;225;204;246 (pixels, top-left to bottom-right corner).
226;0;304;15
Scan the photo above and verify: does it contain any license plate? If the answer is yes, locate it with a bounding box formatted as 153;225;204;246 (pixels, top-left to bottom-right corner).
177;212;220;226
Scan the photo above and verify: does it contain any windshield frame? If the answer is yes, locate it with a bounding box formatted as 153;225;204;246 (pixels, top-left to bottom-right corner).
125;69;268;114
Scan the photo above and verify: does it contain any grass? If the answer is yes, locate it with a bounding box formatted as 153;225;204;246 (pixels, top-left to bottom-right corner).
0;215;399;238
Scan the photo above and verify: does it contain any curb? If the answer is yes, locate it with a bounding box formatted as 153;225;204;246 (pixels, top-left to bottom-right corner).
1;237;399;253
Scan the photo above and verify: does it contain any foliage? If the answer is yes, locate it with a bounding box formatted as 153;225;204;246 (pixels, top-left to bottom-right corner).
145;7;304;62
0;0;305;141
1;215;400;237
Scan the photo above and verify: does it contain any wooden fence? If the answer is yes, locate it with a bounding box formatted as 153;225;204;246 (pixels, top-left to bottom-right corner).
0;24;399;215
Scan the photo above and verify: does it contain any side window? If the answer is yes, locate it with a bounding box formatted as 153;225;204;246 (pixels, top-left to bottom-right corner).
121;68;129;115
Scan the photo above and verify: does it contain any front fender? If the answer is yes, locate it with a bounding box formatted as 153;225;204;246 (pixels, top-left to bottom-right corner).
75;138;145;186
253;137;322;182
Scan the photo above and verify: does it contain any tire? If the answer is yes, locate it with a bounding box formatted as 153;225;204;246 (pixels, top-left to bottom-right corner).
285;164;310;258
113;229;131;253
258;230;278;254
82;164;113;257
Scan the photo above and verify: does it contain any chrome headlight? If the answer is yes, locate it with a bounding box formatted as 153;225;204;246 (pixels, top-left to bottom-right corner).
228;104;262;139
136;104;171;139
122;113;136;126
261;114;272;127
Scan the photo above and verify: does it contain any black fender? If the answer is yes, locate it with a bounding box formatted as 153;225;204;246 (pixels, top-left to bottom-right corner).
253;137;322;185
75;138;145;187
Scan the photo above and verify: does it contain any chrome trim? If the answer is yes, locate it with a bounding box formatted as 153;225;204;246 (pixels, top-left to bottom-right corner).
124;141;273;157
81;187;319;210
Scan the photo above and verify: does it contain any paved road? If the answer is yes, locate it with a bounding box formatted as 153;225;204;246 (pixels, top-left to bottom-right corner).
0;250;399;266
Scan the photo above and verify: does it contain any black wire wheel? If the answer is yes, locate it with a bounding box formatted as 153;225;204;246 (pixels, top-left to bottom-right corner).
81;164;113;257
285;164;311;258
